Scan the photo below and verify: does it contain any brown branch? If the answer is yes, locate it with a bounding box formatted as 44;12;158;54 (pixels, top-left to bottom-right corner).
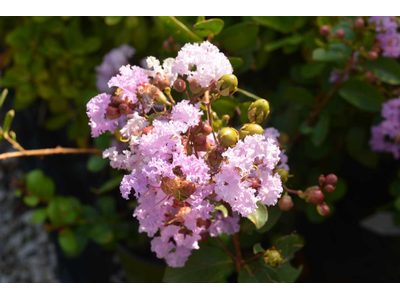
242;252;264;265
215;237;236;261
233;233;243;273
0;146;101;161
283;184;300;195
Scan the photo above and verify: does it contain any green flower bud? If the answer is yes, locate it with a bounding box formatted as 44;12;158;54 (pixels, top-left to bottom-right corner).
247;99;270;124
239;123;264;140
218;127;239;148
217;74;238;96
263;249;282;267
274;168;289;183
153;89;168;105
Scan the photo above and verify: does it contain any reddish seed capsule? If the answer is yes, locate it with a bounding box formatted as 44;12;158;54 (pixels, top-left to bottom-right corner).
323;184;336;193
318;175;326;186
325;174;338;186
334;29;345;39
354;17;365;29
194;142;211;152
319;25;330;36
118;103;130;115
173;78;186;93
195;134;207;146
368;51;378;61
182;181;196;196
201;123;213;136
309;189;324;204
142;126;154;135
191;119;203;134
110;95;122;107
278;195;294;211
317;203;330;216
106;106;121;120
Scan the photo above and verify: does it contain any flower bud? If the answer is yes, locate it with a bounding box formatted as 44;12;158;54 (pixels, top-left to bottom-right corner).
239;123;264;140
195;134;207;146
217;74;238;96
278;194;293;211
319;25;330;36
179;181;196;199
206;147;223;168
156;73;170;90
354;18;365;29
323;184;335;193
201;123;213;136
221;115;230;125
264;249;282;267
106;106;121;120
189;80;202;94
218;127;239;148
194;141;211;152
118;103;130;115
318;174;326;186
191;118;204;134
368;51;378;61
317;203;330;216
153;89;168;105
110;95;122;107
308;189;324;204
247;99;270;124
274;168;289;183
173;78;187;93
334;29;345;39
325;174;338;186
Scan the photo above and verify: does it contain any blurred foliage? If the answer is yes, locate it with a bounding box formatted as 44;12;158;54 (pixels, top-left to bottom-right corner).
2;16;400;282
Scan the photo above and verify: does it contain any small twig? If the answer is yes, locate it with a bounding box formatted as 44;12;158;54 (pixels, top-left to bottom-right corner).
242;252;264;265
215;237;236;261
283;184;300;195
0;146;101;161
236;88;261;101
233;233;243;273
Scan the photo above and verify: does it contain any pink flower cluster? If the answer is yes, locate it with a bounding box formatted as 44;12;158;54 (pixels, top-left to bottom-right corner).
86;41;286;267
369;16;400;58
370;97;400;159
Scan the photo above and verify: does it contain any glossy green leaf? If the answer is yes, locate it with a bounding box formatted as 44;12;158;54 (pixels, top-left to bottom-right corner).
247;202;268;229
218;22;259;51
97;195;116;218
159;16;201;44
264;34;303;52
311;113;330;147
274;233;304;261
47;196;80;226
301;62;325;79
163;246;234;283
360;57;400;85
258;205;282;233
58;229;78;257
338;79;385;112
252;16;307;33
31;208;47;223
23;195;40;207
194;19;224;37
92;175;124;194
87;155;108;173
253;243;265;254
284;86;314;107
89;221;114;245
239;259;280;283
228;57;244;69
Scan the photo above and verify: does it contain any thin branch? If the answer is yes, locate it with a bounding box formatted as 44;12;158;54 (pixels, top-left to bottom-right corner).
0;146;101;161
283;184;300;195
215;237;236;261
242;252;264;265
236;88;261;101
233;233;243;273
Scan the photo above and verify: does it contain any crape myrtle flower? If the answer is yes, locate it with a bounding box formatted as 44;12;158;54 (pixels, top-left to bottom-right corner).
369;16;400;58
96;44;135;93
370;97;400;159
86;41;290;267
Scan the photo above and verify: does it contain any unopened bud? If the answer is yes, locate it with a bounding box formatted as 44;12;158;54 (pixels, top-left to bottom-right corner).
194;141;211;152
317;203;330;216
189;80;202;94
118;103;130;115
247;99;270;124
110;95;122;107
264;249;282;267
191;118;204;134
318;174;326;186
354;18;365;29
217;74;238;96
319;25;330;36
221;115;230;125
308;189;324;204
325;174;338;186
368;51;378;61
180;181;196;198
239;123;264;140
173;78;187;93
201;123;213;136
106;106;121;120
153;89;168;105
323;184;335;193
278;194;294;211
334;29;345;39
274;168;289;183
195;134;207;146
218;127;239;148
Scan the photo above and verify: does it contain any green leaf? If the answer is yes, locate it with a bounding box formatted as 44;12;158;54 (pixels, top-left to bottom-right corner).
0;89;8;110
239;259;280;283
253;243;265;254
360;57;400;85
31;208;47;223
163;246;234;283
258;205;282;233
87;155;108;173
274;233;304;261
311;113;330;147
105;16;123;26
159;16;201;44
47;196;80;226
217;22;259;51
26;170;44;194
97;195;116;218
23;195;40;207
3;110;14;133
92;175;124;194
194;19;224;37
284;86;314;107
44;114;70;131
228;57;244;69
264;34;303;52
196;16;205;23
58;229;78;257
338;79;385;112
214;204;228;218
301;62;326;79
246;202;268;229
252;16;307;33
26;170;55;202
211;97;239;119
312;44;350;62
89;221;114;245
